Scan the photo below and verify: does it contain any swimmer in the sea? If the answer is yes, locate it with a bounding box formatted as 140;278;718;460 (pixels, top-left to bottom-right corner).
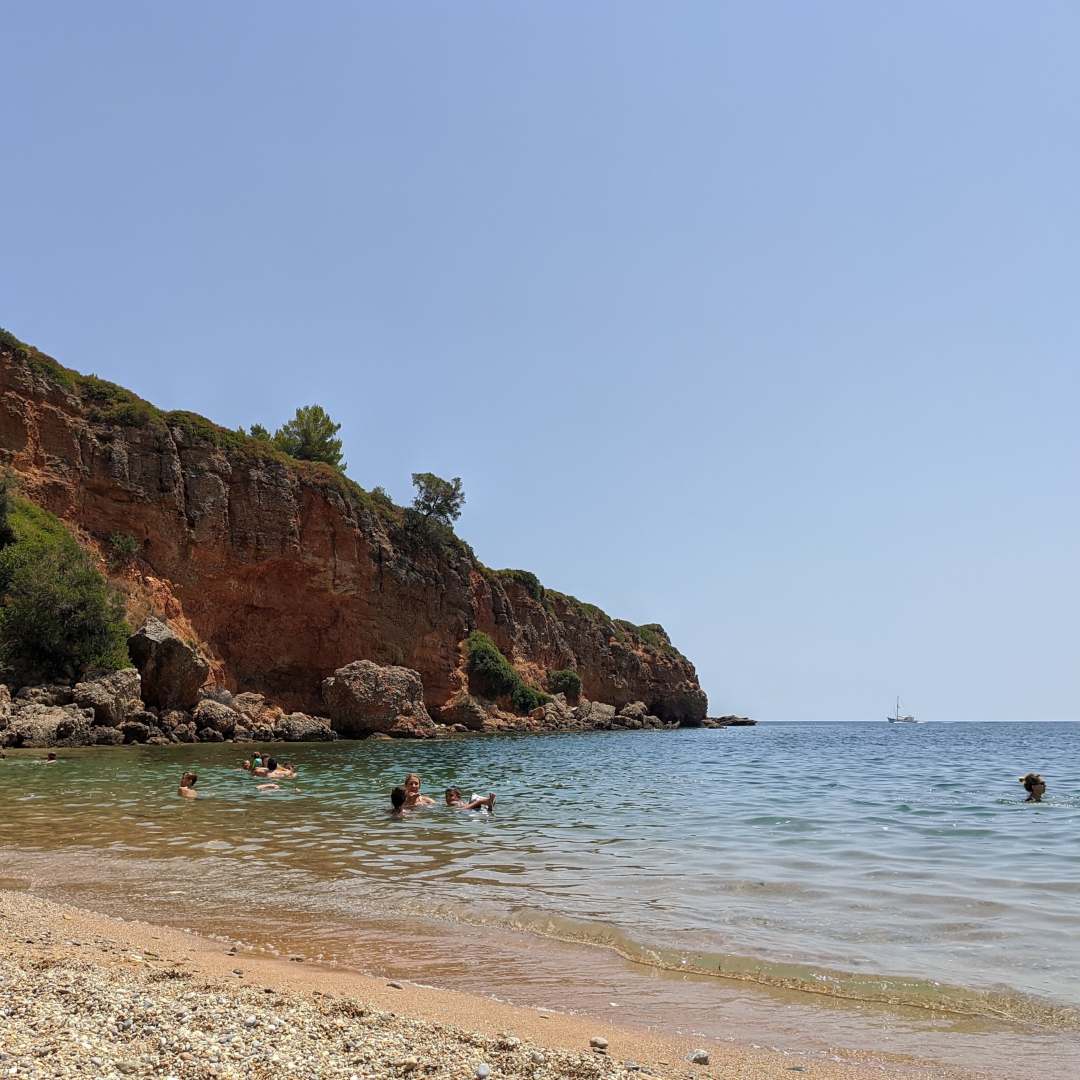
403;773;436;808
178;772;199;799
256;782;281;792
43;752;58;764
389;785;408;816
1019;773;1046;802
445;787;496;812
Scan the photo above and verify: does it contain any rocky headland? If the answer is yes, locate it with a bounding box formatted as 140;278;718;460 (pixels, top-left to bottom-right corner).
0;332;711;745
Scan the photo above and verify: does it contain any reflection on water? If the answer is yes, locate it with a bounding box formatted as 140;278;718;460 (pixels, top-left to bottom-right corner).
1;724;1079;1074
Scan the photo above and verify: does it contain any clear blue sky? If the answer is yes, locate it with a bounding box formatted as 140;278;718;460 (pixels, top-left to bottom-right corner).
4;3;1078;721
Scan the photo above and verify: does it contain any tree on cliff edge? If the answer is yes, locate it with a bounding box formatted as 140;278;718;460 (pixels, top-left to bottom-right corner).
411;473;465;525
272;405;346;470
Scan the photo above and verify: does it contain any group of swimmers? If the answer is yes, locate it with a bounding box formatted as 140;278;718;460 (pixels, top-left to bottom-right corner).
389;772;496;816
175;762;1052;807
177;752;299;798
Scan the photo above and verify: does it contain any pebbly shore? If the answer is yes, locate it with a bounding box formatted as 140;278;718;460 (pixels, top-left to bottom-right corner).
0;891;981;1080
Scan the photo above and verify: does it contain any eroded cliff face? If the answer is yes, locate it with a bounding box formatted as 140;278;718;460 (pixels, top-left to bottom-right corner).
0;343;707;723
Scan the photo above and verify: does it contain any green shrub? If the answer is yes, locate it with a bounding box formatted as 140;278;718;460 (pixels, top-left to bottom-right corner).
511;683;550;713
466;630;519;697
465;630;549;713
0;496;131;681
547;669;582;700
496;568;544;602
108;532;139;566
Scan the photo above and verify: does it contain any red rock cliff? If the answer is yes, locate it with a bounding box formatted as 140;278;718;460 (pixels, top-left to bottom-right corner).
0;338;707;723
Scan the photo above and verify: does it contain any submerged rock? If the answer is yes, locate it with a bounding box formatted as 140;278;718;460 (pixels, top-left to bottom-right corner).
321;660;435;738
127;617;210;710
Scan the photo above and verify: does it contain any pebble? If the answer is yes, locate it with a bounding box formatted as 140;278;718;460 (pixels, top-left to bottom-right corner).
590;1037;609;1050
0;892;647;1080
688;1049;710;1065
387;980;404;990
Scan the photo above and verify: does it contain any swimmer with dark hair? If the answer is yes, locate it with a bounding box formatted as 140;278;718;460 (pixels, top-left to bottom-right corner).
390;786;408;816
178;772;199;799
445;787;496;812
1019;773;1046;803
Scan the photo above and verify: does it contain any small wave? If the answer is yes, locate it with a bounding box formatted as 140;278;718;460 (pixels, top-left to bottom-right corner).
437;906;1080;1034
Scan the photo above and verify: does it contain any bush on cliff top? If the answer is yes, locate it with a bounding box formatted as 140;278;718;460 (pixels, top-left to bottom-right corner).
0;487;131;681
465;631;550;714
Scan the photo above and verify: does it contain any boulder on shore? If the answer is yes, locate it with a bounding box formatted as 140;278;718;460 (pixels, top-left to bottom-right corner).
192;699;240;739
321;660;436;738
276;712;335;742
3;703;93;747
127;617;210;711
73;668;142;727
439;693;488;731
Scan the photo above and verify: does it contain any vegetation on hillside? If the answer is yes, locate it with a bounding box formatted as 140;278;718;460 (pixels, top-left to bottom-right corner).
547;668;582;701
246;405;346;471
411;473;465;525
0;480;130;682
0;328;688;663
465;631;550;714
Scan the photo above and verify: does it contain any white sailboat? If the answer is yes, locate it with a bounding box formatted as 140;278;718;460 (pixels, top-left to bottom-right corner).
887;696;921;724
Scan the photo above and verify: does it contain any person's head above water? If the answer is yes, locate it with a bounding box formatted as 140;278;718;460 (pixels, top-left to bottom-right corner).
45;752;57;761
405;773;421;793
266;757;278;772
390;786;407;812
445;787;462;805
180;772;197;788
1019;773;1046;802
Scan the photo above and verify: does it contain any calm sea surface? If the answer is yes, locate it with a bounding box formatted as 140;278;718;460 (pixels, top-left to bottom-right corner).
1;722;1078;1074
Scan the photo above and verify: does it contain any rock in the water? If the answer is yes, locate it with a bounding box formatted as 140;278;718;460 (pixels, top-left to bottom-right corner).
321;660;436;738
576;701;616;730
439;693;488;731
197;726;224;742
3;703;92;747
73;668;142;727
127;617;210;710
192;699;240;739
617;701;648;722
89;724;124;746
120;720;150;744
275;712;335;742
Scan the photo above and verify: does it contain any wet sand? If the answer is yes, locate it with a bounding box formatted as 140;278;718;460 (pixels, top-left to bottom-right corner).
0;889;988;1079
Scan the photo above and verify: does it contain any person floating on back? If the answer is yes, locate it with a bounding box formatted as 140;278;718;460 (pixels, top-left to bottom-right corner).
1019;773;1046;803
178;772;199;799
445;787;496;813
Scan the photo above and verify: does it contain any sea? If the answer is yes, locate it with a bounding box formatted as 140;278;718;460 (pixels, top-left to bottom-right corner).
1;722;1078;1077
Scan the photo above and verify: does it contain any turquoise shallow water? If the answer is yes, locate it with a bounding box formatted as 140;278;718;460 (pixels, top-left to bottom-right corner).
1;722;1078;1047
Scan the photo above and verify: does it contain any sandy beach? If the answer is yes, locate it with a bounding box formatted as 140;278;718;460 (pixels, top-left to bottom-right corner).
0;890;988;1080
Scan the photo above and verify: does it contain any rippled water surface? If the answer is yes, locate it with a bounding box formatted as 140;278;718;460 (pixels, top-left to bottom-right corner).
2;723;1078;1070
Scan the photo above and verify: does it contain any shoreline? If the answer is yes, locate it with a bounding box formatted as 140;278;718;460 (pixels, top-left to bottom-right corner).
0;888;985;1080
